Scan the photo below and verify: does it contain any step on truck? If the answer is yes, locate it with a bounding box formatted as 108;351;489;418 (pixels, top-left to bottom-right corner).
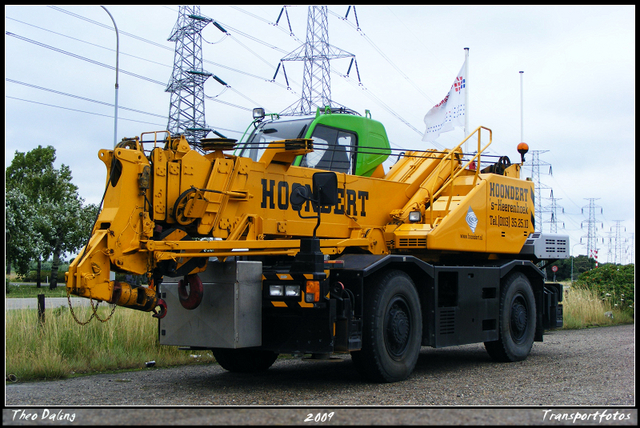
66;106;568;382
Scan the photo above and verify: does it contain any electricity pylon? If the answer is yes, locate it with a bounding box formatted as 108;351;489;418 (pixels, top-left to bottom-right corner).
611;220;627;265
544;189;564;233
166;6;212;145
529;150;551;232
274;6;359;116
581;198;604;263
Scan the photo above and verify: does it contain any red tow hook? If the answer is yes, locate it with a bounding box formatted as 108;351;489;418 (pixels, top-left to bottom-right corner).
178;274;204;310
152;298;167;319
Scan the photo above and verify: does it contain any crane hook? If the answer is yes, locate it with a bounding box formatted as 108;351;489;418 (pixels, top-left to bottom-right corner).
152;298;167;319
178;274;204;310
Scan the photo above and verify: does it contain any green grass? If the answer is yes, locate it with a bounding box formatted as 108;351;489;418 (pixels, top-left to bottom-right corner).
5;305;214;382
6;283;68;298
561;283;634;329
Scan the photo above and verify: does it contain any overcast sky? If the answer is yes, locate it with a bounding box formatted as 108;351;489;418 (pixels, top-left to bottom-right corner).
5;5;635;264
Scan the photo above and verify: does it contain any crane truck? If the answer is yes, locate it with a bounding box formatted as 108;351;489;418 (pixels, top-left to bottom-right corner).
65;106;568;382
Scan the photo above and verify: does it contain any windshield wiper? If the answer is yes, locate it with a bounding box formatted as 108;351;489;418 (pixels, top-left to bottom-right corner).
296;124;308;139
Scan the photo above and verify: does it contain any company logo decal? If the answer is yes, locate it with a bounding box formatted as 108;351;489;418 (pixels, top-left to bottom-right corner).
466;206;478;233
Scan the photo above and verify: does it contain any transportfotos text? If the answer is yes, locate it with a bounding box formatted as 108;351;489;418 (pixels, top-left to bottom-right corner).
542;409;632;423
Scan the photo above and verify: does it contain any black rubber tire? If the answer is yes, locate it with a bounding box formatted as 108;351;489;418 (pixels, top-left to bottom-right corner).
484;271;536;362
351;270;422;383
212;348;278;373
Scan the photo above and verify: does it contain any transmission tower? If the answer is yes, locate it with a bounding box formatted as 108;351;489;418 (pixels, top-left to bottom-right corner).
166;6;212;145
611;220;627;265
581;198;603;263
605;230;615;264
544;189;564;233
274;6;359;116
529;150;552;232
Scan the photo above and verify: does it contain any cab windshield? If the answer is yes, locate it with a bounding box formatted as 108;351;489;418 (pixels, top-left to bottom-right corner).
236;117;314;162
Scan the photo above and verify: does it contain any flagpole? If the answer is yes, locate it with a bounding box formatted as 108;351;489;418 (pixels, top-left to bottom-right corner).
464;47;469;154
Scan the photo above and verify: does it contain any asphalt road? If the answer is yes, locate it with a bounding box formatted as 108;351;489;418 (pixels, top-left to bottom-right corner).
4;324;636;425
5;297;92;310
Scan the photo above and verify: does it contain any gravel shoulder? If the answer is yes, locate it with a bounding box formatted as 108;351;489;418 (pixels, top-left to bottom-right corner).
4;324;636;425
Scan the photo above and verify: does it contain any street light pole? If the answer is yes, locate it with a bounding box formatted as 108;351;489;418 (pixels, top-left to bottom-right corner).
100;5;119;148
101;6;119;285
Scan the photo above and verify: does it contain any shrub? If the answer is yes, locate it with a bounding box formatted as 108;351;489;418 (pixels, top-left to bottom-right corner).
24;269;67;283
575;264;634;314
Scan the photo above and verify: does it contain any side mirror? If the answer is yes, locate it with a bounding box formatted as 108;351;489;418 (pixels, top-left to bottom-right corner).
290;184;311;212
289;172;338;238
312;172;338;206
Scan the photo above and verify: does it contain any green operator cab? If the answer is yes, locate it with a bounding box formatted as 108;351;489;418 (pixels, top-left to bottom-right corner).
235;107;391;178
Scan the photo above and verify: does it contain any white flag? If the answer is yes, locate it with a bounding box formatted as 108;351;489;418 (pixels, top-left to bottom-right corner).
422;60;467;142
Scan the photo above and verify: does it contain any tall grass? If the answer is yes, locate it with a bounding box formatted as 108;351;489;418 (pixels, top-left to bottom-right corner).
6;305;214;382
562;284;634;329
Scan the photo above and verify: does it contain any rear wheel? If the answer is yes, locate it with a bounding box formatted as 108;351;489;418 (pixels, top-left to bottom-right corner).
351;270;422;383
212;348;278;373
484;272;536;362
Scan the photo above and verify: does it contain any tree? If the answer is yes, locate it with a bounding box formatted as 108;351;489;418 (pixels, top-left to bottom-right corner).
543;255;596;282
42;196;99;288
6;188;43;275
5;145;98;288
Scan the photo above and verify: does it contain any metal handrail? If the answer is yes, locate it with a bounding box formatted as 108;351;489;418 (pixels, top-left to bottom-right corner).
427;127;492;224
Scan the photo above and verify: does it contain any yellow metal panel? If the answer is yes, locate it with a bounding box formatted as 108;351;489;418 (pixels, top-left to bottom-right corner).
485;174;535;253
152;149;167;221
427;179;487;253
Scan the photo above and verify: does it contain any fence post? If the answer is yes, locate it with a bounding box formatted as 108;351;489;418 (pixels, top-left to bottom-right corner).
37;294;45;326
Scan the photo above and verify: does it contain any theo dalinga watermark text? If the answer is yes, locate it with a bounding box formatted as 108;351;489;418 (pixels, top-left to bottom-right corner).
11;408;76;423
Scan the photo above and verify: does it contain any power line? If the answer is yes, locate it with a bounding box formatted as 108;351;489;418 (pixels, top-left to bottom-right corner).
6;31;167;86
6;95;165;127
6;95;245;137
46;6;288;97
328;7;435;106
6;31;253;113
6;78;166;119
6;16;172;70
48;5;169;50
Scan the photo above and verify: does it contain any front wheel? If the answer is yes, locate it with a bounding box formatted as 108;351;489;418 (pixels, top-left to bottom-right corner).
484;272;536;362
351;270;422;383
212;348;278;373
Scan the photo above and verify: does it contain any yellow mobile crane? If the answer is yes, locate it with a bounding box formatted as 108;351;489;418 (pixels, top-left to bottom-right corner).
66;107;568;382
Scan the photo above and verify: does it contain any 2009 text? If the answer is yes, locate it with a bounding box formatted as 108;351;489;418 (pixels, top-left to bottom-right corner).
304;412;335;423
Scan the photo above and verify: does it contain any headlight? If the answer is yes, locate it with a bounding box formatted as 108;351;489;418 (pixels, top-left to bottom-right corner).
253;107;265;120
408;211;421;222
285;285;300;297
269;285;284;297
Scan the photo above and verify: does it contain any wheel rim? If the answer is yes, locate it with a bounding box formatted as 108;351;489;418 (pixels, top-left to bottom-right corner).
384;296;412;358
510;294;529;344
